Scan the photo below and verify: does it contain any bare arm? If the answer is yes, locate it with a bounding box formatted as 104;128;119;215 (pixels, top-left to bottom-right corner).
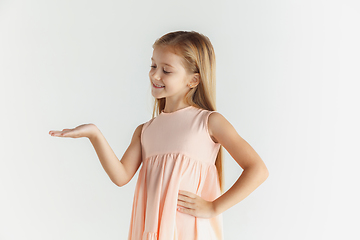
208;112;269;215
89;123;144;187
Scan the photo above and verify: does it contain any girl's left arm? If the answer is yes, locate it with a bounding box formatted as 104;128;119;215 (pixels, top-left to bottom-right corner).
209;112;269;216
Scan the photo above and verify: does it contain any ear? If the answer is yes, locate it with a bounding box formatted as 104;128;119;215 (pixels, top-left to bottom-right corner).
189;73;200;88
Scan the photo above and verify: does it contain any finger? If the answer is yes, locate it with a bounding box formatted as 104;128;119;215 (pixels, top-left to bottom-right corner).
49;129;70;134
61;129;72;133
177;200;194;210
178;199;194;208
50;129;71;137
49;130;63;136
178;196;195;204
177;206;195;216
178;194;195;203
178;190;196;198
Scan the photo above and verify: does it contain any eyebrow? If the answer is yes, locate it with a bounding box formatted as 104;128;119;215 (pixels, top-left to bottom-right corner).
151;58;175;68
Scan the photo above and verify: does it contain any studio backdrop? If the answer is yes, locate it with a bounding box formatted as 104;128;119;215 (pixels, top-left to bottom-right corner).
0;0;359;239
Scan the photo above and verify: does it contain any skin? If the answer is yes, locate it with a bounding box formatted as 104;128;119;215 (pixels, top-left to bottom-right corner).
149;45;200;112
49;45;269;220
177;111;269;218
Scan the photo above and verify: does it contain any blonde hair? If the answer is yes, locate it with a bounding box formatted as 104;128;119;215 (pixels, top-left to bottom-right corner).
150;31;224;193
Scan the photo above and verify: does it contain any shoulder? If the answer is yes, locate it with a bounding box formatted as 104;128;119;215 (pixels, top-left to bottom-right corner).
136;123;145;132
134;117;155;138
133;118;153;138
207;111;227;129
132;123;144;139
207;111;236;144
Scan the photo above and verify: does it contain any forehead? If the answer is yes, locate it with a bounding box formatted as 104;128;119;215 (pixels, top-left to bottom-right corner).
151;46;183;68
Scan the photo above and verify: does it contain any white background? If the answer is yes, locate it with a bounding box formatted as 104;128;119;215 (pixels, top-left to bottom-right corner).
1;0;359;239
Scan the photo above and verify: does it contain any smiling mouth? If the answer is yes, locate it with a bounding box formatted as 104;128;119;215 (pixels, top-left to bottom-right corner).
153;83;165;88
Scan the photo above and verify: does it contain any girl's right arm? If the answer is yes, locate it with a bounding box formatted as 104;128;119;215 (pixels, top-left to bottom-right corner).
89;124;144;187
49;123;144;187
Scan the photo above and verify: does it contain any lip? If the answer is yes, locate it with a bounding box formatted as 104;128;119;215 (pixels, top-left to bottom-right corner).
152;82;165;88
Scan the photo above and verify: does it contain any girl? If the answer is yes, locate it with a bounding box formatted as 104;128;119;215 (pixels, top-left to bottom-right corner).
49;30;269;240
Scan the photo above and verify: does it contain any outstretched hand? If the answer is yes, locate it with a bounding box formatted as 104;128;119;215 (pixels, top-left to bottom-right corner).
177;190;217;219
49;123;98;139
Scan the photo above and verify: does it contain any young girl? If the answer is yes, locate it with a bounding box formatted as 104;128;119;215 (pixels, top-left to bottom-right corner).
49;30;269;240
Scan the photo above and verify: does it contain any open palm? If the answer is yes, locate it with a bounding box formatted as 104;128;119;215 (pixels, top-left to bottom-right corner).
49;123;97;139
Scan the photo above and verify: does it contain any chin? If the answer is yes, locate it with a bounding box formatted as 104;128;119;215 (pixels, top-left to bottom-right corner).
151;93;163;99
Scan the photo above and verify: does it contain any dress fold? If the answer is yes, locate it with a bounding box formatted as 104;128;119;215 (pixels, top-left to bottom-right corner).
142;232;157;240
128;106;224;240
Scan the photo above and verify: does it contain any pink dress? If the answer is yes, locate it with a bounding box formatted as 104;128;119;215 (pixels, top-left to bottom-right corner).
128;105;224;240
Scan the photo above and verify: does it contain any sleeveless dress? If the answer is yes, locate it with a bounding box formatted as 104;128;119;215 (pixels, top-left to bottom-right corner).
128;105;224;240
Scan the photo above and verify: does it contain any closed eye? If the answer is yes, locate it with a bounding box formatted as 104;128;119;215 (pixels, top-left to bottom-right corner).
150;65;170;74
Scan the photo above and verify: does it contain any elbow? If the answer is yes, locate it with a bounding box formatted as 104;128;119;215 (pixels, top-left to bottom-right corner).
247;163;269;182
115;181;126;187
112;171;131;187
263;167;269;181
113;179;128;187
115;182;124;187
258;162;269;182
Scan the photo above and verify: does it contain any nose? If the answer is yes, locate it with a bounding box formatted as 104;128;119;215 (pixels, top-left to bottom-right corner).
150;69;162;81
154;75;161;81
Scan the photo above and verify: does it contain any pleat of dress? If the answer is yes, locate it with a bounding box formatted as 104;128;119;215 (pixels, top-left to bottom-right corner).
127;106;224;240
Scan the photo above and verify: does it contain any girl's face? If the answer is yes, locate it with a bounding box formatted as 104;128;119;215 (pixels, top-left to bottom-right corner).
149;46;198;102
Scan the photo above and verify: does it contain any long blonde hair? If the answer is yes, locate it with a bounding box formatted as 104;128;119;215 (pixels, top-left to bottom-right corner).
150;31;224;193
